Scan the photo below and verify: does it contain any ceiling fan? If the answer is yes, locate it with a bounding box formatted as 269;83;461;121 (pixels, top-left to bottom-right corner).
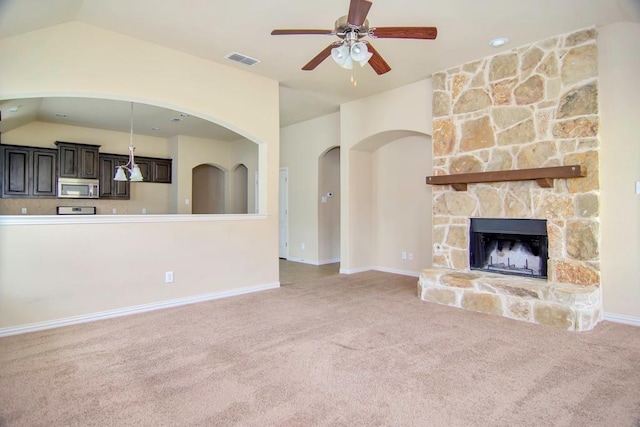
271;0;437;75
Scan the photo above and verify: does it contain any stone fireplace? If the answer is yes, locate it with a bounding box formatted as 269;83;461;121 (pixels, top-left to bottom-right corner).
418;27;602;331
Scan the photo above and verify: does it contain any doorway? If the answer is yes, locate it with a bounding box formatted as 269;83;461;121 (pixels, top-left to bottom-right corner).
192;164;226;214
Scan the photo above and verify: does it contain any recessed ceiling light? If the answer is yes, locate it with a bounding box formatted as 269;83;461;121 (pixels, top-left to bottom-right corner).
151;127;160;131
489;37;509;47
55;113;67;118
8;105;20;113
170;117;182;123
179;113;189;118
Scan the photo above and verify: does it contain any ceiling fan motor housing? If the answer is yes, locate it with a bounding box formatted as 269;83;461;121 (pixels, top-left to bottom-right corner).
335;16;370;39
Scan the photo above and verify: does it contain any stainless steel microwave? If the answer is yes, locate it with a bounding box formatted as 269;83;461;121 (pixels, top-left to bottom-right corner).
57;178;99;199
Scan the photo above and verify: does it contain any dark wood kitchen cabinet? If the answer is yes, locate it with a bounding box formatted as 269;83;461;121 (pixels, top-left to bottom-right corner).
1;145;57;198
98;154;130;199
55;141;100;179
135;156;172;183
97;153;172;197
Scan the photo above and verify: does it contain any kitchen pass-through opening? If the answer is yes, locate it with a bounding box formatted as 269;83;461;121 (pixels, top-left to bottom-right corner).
469;218;548;279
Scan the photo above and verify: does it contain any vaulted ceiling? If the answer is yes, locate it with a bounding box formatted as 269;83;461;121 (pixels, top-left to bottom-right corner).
1;0;638;134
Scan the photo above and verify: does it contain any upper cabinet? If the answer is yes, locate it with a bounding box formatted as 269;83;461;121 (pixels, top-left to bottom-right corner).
133;156;172;183
55;141;100;179
1;145;57;198
99;154;130;199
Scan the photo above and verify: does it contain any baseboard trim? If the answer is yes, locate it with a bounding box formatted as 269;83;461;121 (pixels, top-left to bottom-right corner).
0;282;280;338
603;312;640;327
286;257;340;266
339;266;374;274
339;266;420;277
286;257;317;265
374;266;421;278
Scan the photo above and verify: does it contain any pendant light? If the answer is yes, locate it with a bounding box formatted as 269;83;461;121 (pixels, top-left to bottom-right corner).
114;102;143;182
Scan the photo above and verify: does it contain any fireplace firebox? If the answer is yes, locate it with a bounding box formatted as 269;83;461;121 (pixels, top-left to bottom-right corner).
469;218;548;279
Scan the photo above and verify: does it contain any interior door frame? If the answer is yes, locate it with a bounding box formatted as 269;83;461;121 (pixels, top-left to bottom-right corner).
279;167;289;259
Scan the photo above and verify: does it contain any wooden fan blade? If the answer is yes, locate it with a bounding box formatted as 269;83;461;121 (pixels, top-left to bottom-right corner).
271;29;334;36
366;43;391;75
347;0;373;27
371;26;438;39
302;44;335;70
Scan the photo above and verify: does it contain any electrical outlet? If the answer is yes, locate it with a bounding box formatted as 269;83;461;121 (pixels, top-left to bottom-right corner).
165;271;174;283
112;208;117;214
402;251;407;260
408;253;414;260
142;208;147;214
301;243;305;250
434;243;443;254
185;198;190;205
21;207;27;214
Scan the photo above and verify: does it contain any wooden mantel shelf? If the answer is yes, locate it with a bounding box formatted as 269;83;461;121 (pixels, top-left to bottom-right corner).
425;165;585;191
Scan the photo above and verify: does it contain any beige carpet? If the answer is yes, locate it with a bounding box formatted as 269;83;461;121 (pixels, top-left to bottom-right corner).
1;271;640;426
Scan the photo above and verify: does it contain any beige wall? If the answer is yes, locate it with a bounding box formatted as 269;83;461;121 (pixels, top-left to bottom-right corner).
0;22;279;329
229;139;259;214
372;135;432;274
599;22;640;318
172;135;231;214
0;219;276;327
318;147;340;263
280;113;340;264
348;150;375;270
340;80;433;273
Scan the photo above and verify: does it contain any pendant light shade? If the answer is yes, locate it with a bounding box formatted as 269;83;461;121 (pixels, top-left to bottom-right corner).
114;166;128;181
350;42;373;66
331;39;373;70
331;44;354;69
129;164;144;182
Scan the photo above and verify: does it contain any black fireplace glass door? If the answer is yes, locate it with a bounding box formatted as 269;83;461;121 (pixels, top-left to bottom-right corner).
469;218;548;279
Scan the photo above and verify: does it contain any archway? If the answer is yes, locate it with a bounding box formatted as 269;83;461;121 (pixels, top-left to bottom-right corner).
192;164;226;214
231;164;248;214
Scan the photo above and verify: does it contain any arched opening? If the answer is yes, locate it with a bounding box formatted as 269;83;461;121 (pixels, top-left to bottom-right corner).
318;147;341;264
231;164;249;214
192;164;226;214
347;131;432;274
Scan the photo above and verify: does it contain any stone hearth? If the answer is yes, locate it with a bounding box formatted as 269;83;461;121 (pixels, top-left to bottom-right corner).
423;27;602;330
418;268;601;331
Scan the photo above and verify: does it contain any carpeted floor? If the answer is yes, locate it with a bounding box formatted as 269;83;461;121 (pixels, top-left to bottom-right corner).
1;270;639;426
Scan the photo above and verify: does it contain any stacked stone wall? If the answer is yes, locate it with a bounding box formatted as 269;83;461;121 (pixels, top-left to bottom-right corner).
431;28;600;288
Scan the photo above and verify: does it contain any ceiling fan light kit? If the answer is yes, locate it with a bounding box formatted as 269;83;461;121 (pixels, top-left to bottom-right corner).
271;0;437;76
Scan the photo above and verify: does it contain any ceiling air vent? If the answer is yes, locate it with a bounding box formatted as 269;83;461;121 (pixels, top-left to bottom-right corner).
225;52;260;66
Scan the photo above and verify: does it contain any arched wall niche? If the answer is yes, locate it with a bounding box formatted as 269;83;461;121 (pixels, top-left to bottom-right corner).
192;163;227;214
351;130;428;153
346;129;432;274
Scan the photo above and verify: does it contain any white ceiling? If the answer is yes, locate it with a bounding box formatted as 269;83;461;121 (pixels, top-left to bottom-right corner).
0;97;244;141
0;0;638;134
